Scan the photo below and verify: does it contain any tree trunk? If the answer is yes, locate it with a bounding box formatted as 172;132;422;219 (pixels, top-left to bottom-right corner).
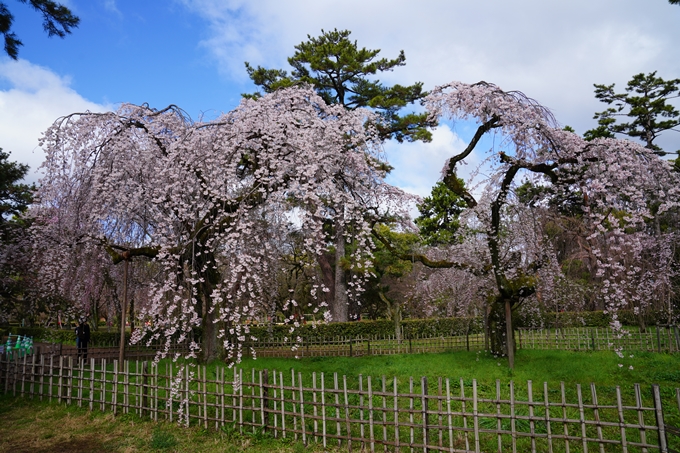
332;226;348;322
118;259;128;370
317;251;336;310
199;250;221;363
90;299;98;331
487;296;516;367
637;310;647;333
393;302;402;343
379;290;402;343
128;296;135;335
505;298;515;369
201;290;218;363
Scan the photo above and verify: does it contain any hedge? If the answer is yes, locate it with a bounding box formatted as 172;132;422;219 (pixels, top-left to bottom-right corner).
247;316;484;340
513;309;670;329
249;309;671;340
1;309;672;346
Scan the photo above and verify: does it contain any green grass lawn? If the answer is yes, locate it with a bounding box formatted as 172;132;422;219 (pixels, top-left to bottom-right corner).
1;349;679;452
236;348;680;389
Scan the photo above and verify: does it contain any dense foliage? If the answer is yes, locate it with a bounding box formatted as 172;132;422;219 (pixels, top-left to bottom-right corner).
29;87;412;363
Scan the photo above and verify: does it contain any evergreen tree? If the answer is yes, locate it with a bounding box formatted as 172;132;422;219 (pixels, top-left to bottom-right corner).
0;0;79;59
0;149;33;322
415;181;467;246
0;149;32;225
244;28;434;143
584;72;680;156
245;29;433;322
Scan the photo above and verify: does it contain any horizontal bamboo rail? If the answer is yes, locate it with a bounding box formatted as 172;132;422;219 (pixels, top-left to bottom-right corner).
241;326;680;359
2;353;679;452
12;326;680;363
32;340;193;362
517;326;680;354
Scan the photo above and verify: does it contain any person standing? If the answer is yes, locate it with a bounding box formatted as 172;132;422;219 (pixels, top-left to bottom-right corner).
75;318;90;361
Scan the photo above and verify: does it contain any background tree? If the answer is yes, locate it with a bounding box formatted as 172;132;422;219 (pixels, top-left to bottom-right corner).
0;0;79;59
415;180;468;246
0;148;34;323
245;29;433;323
584;72;680;156
245;28;433;143
0;148;32;222
585;72;680;322
360;224;419;334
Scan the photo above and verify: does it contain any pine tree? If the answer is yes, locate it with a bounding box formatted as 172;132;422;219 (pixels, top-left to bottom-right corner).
245;29;433;322
584;72;680;156
0;0;79;59
245;28;434;143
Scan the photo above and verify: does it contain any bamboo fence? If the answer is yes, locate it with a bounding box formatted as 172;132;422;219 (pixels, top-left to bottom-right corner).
517;326;680;354
23;326;680;362
33;340;193;361
244;333;486;358
2;353;680;452
242;326;680;359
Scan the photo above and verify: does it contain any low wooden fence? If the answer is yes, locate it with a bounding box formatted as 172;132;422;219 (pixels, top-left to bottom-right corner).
31;340;193;362
243;326;680;359
10;325;680;363
517;326;680;354
2;353;680;452
244;333;486;358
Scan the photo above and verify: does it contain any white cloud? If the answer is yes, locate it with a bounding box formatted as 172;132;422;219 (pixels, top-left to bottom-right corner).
102;0;123;18
384;125;472;198
182;0;680;142
0;59;110;183
179;0;680;196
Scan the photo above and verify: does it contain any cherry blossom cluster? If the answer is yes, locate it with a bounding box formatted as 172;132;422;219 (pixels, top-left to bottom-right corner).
423;81;680;343
30;87;413;363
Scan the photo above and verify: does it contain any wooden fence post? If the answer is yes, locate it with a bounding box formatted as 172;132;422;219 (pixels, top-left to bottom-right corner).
89;358;94;411
2;354;8;394
472;379;480;453
262;369;269;430
343;375;351;451
298;371;307;446
57;356;64;401
142;361;148;417
421;376;429;452
653;384;669;453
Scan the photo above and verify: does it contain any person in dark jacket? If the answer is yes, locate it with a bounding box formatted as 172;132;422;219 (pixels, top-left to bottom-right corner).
75;318;91;361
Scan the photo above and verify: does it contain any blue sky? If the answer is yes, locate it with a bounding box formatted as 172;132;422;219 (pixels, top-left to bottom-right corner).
1;0;679;198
